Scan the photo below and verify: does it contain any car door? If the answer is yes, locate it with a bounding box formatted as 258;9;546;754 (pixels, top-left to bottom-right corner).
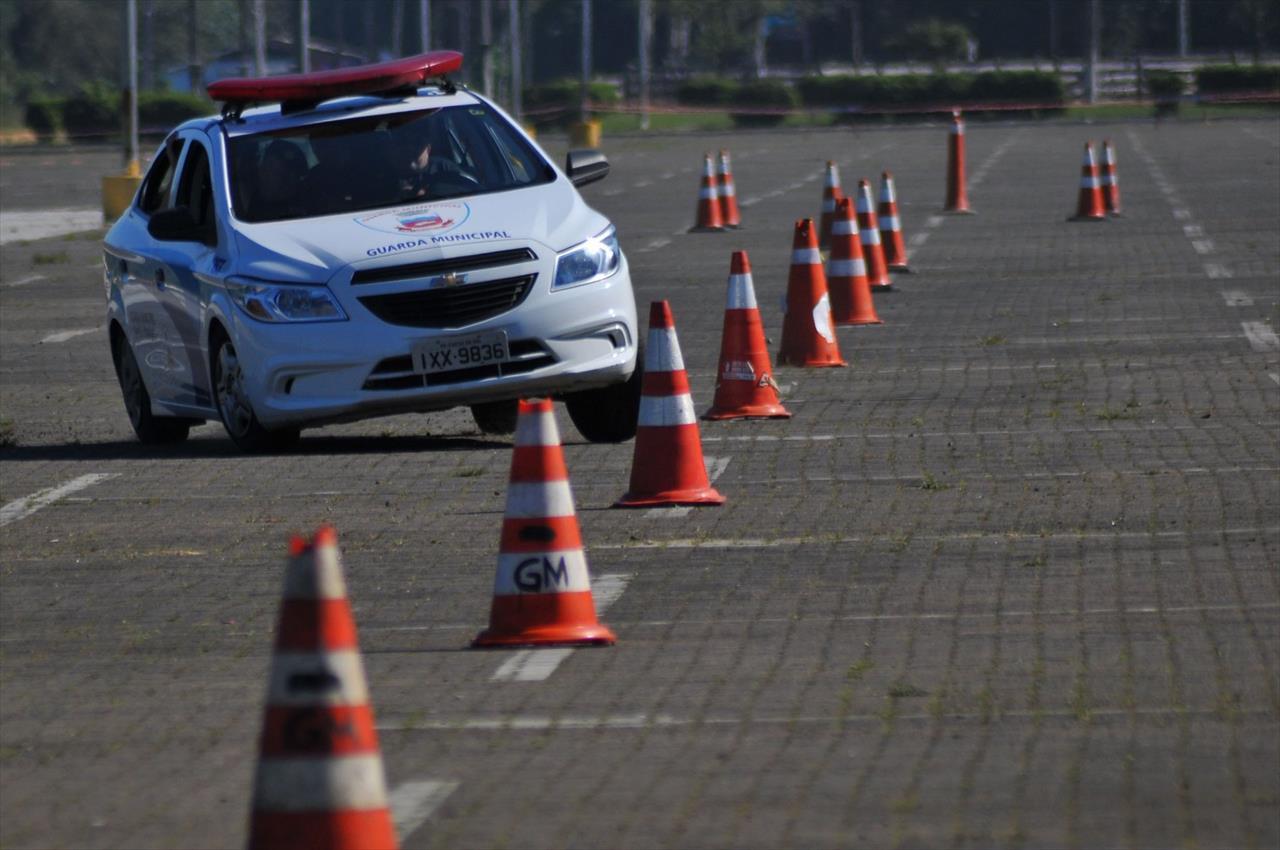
119;136;185;404
149;132;221;412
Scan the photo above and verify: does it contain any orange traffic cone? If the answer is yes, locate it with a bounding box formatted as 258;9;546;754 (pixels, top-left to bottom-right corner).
691;153;725;232
878;171;911;273
1069;142;1107;221
855;179;892;291
944;110;974;214
474;399;616;647
818;160;842;250
704;251;791;420
616;301;726;507
717;149;741;228
828;196;882;326
777;219;847;368
1101;139;1122;217
248;527;398;850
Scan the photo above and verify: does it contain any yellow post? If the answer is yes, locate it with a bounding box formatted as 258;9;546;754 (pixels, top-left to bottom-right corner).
102;158;142;221
569;119;602;148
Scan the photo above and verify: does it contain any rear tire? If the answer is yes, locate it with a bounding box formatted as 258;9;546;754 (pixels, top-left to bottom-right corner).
112;333;191;444
564;354;643;444
211;333;299;453
470;399;519;435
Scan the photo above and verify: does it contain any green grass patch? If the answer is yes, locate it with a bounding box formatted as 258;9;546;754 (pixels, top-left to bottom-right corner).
920;471;950;491
979;335;1006;346
846;659;875;681
0;418;15;448
888;681;928;699
452;467;485;478
32;251;69;265
1096;406;1136;421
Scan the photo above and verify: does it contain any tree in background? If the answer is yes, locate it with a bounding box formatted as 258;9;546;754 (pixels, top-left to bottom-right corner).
889;17;973;70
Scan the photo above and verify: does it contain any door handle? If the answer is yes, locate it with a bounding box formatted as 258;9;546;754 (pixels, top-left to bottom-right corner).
155;268;166;289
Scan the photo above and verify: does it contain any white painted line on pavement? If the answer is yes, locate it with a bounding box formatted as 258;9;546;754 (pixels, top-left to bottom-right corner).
633;179;652;188
645;455;730;519
1171;208;1191;220
40;327;97;344
389;780;459;838
925;215;944;228
660;171;676;180
1182;224;1204;238
1242;321;1279;352
0;473;119;528
0;207;103;244
1269;372;1280;386
1222;290;1253;307
489;572;633;682
1205;263;1233;279
636;237;671;253
602;187;623;197
1191;239;1215;255
908;232;930;249
4;274;46;288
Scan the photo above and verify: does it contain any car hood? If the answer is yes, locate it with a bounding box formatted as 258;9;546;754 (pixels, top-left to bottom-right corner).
231;177;607;283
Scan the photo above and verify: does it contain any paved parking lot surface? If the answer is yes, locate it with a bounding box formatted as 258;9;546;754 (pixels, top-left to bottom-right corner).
1;117;1278;849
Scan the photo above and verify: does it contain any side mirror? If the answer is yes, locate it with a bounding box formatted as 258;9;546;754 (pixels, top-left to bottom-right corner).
147;206;212;244
565;149;610;187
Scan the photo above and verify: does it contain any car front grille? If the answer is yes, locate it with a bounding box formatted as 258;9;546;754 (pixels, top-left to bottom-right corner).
361;339;556;391
351;248;537;286
357;274;535;328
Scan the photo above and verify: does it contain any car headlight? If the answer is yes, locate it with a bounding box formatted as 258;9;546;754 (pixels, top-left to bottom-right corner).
226;277;347;322
553;226;621;290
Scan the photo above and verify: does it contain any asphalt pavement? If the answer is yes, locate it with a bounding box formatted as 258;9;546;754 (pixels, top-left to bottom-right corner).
1;116;1278;849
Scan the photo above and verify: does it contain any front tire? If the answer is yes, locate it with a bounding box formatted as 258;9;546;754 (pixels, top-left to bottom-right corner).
564;356;643;444
211;334;299;453
112;333;191;444
470;399;519;435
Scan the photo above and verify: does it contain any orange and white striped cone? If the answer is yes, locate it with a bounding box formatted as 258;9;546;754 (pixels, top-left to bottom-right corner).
616;301;726;507
855;179;892;291
474;399;616;647
1101;139;1122;217
248;527;398;850
777;219;847;368
1069;142;1107;221
818;160;842;250
716;149;741;228
944;110;974;214
704;251;791;420
878;171;911;273
828;196;882;326
691;153;725;232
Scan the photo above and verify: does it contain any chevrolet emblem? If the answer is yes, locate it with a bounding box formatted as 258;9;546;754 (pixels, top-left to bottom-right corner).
430;271;466;288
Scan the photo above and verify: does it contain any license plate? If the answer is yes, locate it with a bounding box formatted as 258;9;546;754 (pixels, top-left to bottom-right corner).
411;331;509;375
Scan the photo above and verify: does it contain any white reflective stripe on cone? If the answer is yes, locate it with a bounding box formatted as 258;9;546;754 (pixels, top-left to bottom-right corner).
881;182;897;203
812;293;835;343
792;248;822;265
831;219;858;236
1080;176;1100;188
856;195;874;213
880;215;901;230
860;228;882;245
284;547;349;601
699;186;718;199
514;407;561;447
726;274;758;309
639;393;697;427
267;650;371;706
253;754;390;811
1100;175;1115;186
821;198;837;212
828;258;867;278
824;168;839;186
504;480;576;519
644;326;685;372
720;184;736;197
493;548;591;594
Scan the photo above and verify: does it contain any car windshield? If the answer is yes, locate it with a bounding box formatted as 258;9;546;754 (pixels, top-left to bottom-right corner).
227;103;555;223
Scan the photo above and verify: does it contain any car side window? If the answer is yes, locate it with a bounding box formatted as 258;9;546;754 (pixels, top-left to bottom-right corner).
138;139;183;214
175;140;217;245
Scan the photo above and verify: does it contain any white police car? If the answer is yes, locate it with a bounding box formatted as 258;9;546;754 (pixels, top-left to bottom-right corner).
103;51;639;451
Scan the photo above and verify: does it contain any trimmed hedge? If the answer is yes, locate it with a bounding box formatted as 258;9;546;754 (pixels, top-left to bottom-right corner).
728;79;798;127
1195;65;1280;94
23;98;63;142
61;82;119;138
1144;70;1185;100
675;76;736;107
523;79;619;126
798;70;1063;119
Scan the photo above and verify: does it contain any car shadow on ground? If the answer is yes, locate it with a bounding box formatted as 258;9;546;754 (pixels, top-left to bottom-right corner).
0;433;511;462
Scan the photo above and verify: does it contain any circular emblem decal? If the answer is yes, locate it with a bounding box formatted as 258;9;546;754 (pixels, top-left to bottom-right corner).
355;202;471;236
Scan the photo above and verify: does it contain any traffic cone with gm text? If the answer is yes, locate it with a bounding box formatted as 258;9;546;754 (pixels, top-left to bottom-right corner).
704;251;791;420
777;219;846;368
617;302;726;507
248;527;398;850
474;398;616;647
